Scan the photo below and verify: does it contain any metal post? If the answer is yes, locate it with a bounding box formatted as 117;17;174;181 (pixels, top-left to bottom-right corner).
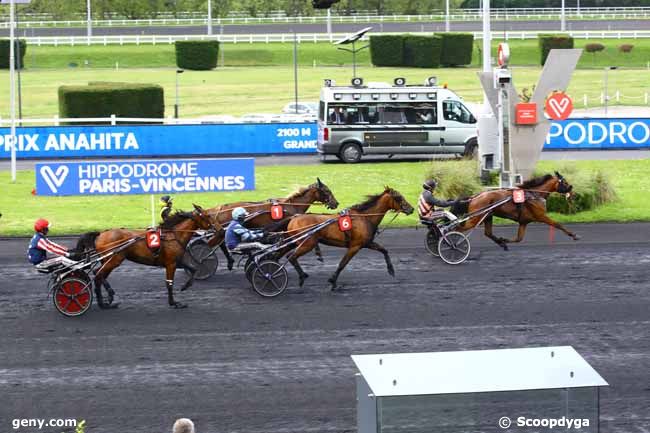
445;0;450;32
561;0;566;31
603;66;617;117
577;0;580;16
293;30;298;113
174;69;183;119
15;10;22;125
352;41;356;78
327;8;332;42
207;0;212;36
482;0;491;74
87;0;92;37
9;0;17;182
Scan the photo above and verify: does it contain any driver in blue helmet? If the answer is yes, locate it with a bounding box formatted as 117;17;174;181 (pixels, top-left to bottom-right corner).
225;207;271;253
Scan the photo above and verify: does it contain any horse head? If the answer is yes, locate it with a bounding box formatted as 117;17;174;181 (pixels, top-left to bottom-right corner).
384;186;415;215
192;204;221;232
314;177;339;210
553;171;574;198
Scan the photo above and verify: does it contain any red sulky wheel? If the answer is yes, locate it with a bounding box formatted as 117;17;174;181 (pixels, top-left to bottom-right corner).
53;276;93;317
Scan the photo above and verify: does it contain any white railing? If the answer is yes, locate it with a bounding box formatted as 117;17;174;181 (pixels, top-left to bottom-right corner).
2;8;650;28
0;115;315;127
18;30;650;47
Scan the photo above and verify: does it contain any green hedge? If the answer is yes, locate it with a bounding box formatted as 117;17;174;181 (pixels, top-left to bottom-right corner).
0;39;26;69
538;34;574;66
175;40;219;70
369;35;404;67
403;35;442;68
436;32;474;66
58;83;164;123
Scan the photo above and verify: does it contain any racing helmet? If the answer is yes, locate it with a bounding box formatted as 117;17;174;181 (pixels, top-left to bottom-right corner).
34;218;50;233
422;179;438;191
159;195;173;207
232;207;249;221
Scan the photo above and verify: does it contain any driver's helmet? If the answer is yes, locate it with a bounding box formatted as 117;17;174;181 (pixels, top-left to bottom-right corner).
232;207;249;222
422;179;438;191
159;195;173;207
34;218;50;233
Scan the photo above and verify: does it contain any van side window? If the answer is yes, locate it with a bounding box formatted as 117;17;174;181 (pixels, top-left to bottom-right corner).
443;101;476;124
328;105;347;124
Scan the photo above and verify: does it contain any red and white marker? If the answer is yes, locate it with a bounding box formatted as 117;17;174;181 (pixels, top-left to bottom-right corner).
545;91;574;121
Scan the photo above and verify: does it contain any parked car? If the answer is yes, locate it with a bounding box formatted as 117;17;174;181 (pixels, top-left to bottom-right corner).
282;101;318;115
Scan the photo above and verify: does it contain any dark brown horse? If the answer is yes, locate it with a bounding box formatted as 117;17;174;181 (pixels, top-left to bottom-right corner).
207;178;339;268
452;171;579;250
284;187;414;289
76;204;219;309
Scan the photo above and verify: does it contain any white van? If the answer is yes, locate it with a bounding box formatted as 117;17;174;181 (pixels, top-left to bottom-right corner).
317;77;478;163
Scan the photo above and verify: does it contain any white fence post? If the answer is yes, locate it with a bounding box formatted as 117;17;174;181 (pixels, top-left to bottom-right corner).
583;94;588;107
111;114;116;125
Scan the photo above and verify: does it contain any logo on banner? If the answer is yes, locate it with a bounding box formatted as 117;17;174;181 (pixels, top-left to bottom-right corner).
40;165;69;193
545;91;573;121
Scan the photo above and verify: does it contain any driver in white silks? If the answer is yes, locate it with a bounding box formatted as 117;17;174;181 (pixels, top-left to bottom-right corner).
225;207;273;253
418;179;459;224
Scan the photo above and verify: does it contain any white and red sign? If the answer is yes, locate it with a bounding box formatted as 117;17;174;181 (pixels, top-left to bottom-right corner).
545;91;574;121
512;189;526;204
497;43;510;67
515;103;537;125
146;230;161;248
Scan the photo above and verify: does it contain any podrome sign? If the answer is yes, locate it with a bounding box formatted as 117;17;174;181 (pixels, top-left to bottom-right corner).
35;158;255;196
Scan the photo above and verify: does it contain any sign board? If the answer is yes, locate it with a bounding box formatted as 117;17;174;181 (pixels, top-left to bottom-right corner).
35;158;255;196
545;118;650;149
545;91;574;121
515;103;537;125
0;123;317;159
497;43;510;67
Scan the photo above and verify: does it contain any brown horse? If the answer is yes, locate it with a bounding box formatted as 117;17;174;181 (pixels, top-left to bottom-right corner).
284;187;414;289
207;178;339;268
75;204;219;309
451;171;579;250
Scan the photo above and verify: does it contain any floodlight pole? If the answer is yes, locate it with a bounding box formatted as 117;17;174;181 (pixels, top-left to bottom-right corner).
560;0;566;31
9;0;17;182
327;9;332;41
445;0;450;32
207;0;212;35
86;0;92;37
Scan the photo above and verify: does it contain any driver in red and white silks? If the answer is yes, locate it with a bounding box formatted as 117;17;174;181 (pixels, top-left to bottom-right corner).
28;218;75;266
418;179;458;223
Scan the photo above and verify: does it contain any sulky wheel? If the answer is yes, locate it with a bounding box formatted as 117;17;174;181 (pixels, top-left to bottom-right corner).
437;231;471;265
53;276;93;317
425;229;440;257
251;260;288;298
184;240;219;280
244;257;256;283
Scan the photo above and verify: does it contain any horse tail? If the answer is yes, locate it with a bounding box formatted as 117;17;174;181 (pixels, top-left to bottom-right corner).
452;197;471;216
76;231;100;252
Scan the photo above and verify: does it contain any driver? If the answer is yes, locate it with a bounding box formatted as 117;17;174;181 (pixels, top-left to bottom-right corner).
225;207;272;253
28;218;75;266
160;195;174;221
418;179;458;223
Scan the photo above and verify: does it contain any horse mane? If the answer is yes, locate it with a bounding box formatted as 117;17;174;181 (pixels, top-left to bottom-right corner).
286;184;313;201
351;190;388;212
518;174;553;189
160;210;194;229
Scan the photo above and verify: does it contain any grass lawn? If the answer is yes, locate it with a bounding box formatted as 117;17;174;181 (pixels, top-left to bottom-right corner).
0;65;647;119
1;159;649;237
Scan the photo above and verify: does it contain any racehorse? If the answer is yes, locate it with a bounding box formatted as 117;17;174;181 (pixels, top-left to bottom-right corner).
75;204;219;309
207;178;339;268
451;171;579;250
283;187;414;289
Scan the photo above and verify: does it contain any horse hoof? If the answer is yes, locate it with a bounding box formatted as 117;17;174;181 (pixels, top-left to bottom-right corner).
573;234;581;241
227;261;234;271
171;302;187;309
299;274;309;287
501;244;509;251
388;267;395;277
98;302;119;310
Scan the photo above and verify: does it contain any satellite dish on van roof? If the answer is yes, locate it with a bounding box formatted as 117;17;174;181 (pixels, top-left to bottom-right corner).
334;27;373;45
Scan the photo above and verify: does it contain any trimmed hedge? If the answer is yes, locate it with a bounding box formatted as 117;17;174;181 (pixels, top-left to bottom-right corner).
175;40;219;70
538;34;574;65
58;83;164;123
436;32;474;66
369;35;404;67
0;39;26;69
403;35;442;68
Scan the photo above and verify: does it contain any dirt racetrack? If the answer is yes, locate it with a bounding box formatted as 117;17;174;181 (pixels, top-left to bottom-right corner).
1;223;648;433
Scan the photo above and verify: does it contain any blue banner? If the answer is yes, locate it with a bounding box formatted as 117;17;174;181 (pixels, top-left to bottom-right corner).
0;123;317;159
35;158;255;196
545;118;650;149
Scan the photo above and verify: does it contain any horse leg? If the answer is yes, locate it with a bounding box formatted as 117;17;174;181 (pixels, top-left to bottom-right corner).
366;241;395;277
165;263;187;309
314;244;324;263
94;255;124;309
219;243;235;271
536;214;581;240
328;245;362;290
287;238;319;287
180;255;197;292
483;216;509;251
502;223;529;244
101;279;119;307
